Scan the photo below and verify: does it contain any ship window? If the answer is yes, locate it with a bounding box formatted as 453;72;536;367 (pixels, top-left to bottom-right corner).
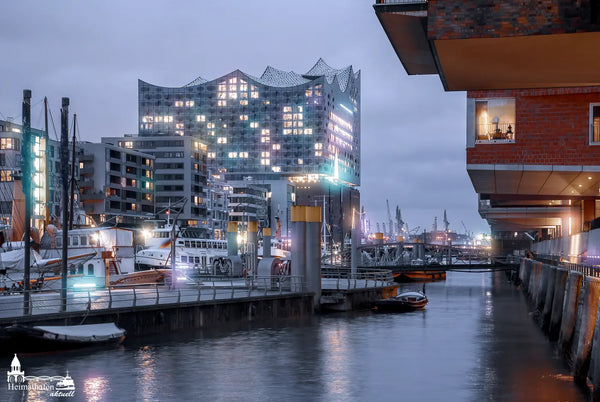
77;264;84;275
185;241;190;247
80;236;87;246
181;256;188;263
591;104;600;144
88;264;94;275
474;98;515;143
195;257;200;264
72;236;79;246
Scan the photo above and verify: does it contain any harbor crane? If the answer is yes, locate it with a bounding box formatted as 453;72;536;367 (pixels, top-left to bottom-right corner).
443;209;450;232
386;199;394;238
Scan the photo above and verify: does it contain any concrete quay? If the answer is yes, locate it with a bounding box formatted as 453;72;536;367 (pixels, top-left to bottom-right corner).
519;259;600;397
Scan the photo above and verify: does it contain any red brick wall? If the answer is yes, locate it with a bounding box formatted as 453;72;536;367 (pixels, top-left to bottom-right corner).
467;87;600;165
428;0;599;40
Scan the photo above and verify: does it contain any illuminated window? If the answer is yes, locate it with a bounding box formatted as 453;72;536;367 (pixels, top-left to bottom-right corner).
142;116;153;123
315;143;323;150
305;90;312;97
293;113;303;120
176;123;184;129
315;151;322;157
261;151;270;157
283;114;292;120
0;170;13;182
272;144;280;150
186;101;194;107
240;115;248;121
240;100;248;106
175;130;183;136
208;131;215;136
207;123;215;129
293;129;302;135
297;106;303;112
250;122;258;128
155;116;163;122
261;137;270;143
196;115;206;122
272;166;281;172
283;106;292;113
218;83;226;91
218;92;226;99
261;129;270;136
240;84;248;91
591;104;600;143
474;98;516;142
218;100;227;107
222;124;227;128
217;137;227;144
251;92;259;99
175;101;183;107
264;100;270;105
124;141;133;149
284;121;292;128
208;152;216;158
79;162;84;169
164;116;173;122
229;92;238;99
260;158;270;165
304;128;313;135
229;85;237;92
240;92;248;99
294;121;303;127
283;129;292;135
228;152;237;158
298;159;303;165
229;77;237;84
239;152;248;158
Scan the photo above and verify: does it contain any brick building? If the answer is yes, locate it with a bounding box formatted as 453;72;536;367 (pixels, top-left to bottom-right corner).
374;0;600;253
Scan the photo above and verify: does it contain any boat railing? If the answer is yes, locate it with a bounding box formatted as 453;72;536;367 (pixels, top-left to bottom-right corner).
0;276;305;320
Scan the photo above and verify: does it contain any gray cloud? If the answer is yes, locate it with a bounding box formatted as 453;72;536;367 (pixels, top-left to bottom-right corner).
0;0;489;235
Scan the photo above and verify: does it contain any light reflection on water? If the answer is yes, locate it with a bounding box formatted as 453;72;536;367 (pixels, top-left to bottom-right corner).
0;271;587;401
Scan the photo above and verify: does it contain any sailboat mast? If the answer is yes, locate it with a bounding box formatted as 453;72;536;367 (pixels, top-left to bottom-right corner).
44;97;50;227
60;97;70;312
69;114;76;230
22;90;32;315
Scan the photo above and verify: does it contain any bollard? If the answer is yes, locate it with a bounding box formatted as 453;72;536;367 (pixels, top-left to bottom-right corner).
535;264;550;315
521;259;532;291
558;271;583;359
571;276;600;383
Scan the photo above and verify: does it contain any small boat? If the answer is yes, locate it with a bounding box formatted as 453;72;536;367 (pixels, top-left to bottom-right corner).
374;290;428;312
110;268;171;286
3;322;126;352
56;372;75;391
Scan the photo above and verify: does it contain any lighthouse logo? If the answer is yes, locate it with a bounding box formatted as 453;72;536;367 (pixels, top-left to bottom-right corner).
6;354;75;397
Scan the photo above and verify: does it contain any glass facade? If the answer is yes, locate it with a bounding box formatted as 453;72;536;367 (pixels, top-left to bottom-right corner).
137;59;360;187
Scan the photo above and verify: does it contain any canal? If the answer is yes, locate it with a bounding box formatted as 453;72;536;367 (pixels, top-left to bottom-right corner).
2;271;587;401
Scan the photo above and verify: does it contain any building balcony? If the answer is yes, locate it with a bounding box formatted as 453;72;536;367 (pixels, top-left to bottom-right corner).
374;1;600;90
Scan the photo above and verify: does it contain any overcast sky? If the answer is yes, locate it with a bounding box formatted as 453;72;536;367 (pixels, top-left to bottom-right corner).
0;1;489;235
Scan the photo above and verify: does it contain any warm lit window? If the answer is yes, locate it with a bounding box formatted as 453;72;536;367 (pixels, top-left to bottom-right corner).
261;151;270;157
0;138;14;150
142;116;153;123
591;104;600;144
474;98;516;142
283;113;292;120
293;113;303;120
240;84;248;91
304;128;313;135
176;123;184;129
208;152;216;158
229;77;237;84
207;123;215;129
240;115;248;121
283;129;292;135
297;106;303;112
239;152;248;158
229;92;237;99
284;121;292;128
229;85;237;92
240;100;248;106
272;166;281;172
250;122;258;128
283;106;292;113
208;131;215;136
261;137;270;143
297;159;303;165
175;101;183;107
124;141;133;149
251;92;259;99
0;170;13;182
314;143;323;150
272;144;280;150
228;152;237;158
315;151;322;157
164;116;173;122
217;137;227;144
260;158;270;165
218;83;226;91
305;90;312;97
196;115;206;122
261;129;270;136
240;92;248;99
218;100;227;107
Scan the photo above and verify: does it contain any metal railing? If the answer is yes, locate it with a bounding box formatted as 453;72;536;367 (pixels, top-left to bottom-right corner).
375;0;428;4
321;267;394;290
531;254;600;278
0;276;304;321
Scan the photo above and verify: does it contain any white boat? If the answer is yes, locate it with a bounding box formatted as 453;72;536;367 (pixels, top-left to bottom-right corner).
56;373;75;391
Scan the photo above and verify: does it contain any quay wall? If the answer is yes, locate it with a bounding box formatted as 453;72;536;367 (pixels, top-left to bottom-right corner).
518;259;600;394
0;293;314;337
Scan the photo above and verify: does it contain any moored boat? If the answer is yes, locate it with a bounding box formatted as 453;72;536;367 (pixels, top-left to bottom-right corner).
374;290;428;312
3;322;126;352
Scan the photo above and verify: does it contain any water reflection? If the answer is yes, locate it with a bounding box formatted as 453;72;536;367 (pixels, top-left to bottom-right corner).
0;272;587;401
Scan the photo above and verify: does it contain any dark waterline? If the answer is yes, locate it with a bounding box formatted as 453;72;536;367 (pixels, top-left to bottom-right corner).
1;271;587;401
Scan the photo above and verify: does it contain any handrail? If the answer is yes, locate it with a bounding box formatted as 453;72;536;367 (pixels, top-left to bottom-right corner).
529;254;600;278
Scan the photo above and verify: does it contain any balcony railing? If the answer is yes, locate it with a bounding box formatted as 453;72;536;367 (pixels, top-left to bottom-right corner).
476;123;515;142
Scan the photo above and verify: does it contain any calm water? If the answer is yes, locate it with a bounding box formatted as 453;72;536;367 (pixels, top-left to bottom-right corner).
2;271;587;401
